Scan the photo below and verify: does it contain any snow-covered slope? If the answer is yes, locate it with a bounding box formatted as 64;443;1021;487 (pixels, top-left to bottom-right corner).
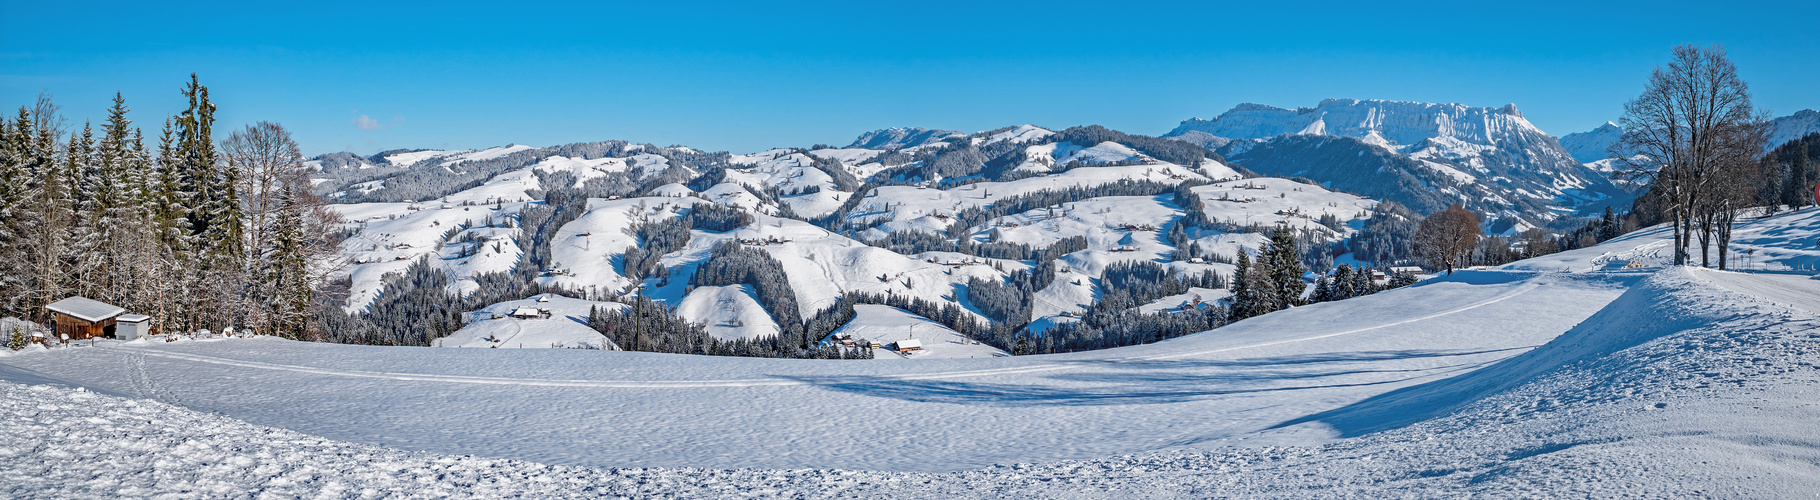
0;268;1629;473
833;305;1009;359
10;252;1820;495
441;295;622;349
1770;109;1820;148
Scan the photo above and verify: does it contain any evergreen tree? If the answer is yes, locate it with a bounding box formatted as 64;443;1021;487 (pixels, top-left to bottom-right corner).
270;186;312;339
1330;264;1356;301
65;122;104;299
1228;250;1252;321
1353;266;1376;296
1239;257;1281;319
1260;226;1307;307
1787;153;1811;209
18;105;73;322
169;74;244;332
1598;206;1620;242
0;110;25;318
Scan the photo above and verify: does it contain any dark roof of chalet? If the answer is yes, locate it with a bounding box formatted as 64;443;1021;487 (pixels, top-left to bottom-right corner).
45;297;127;323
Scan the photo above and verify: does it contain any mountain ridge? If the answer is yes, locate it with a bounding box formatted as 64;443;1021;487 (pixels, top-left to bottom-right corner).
1166;98;1624;227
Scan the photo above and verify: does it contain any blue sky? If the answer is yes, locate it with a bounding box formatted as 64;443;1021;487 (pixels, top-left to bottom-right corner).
3;1;1816;156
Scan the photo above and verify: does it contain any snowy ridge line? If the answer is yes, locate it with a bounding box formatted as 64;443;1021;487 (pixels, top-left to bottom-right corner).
108;347;1071;388
1136;280;1545;361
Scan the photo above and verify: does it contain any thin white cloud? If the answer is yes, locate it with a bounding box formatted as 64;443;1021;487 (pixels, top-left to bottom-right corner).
352;114;382;131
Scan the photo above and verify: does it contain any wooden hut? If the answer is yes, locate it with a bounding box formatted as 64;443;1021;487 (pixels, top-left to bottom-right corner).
44;296;126;342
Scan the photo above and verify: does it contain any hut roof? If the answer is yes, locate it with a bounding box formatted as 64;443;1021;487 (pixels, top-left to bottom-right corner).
897;338;923;350
45;297;125;323
118;314;151;323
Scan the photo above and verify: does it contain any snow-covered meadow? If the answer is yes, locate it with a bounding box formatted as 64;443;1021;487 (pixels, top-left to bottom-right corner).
4;209;1820;496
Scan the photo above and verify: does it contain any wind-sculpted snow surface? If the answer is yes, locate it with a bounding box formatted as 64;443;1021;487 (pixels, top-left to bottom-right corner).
4;266;1818;497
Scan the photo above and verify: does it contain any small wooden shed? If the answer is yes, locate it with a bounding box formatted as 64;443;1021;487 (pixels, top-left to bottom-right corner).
895;338;923;352
45;296;126;342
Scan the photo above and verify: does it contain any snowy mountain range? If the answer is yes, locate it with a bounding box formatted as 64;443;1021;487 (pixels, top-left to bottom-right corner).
1164;99;1626;230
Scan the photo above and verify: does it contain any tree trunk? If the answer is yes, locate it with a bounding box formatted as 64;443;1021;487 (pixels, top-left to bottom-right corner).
1672;208;1688;266
1697;211;1714;267
1716;203;1735;271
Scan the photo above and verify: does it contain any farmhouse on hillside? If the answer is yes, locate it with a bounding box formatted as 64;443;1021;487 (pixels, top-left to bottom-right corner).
510;307;552;320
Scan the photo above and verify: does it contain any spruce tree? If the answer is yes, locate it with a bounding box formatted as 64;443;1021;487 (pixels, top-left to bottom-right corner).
22;109;73;321
1310;275;1331;303
1241;258;1281;319
67;122;107;300
1598;206;1620;242
1228;250;1252;321
1793;154;1812;209
171;74;244;332
270;185;312;339
1331;264;1355;300
1260;226;1307;307
0;111;23;318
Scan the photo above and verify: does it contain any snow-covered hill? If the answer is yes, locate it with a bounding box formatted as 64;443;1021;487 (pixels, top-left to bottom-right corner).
7;206;1820;496
848;127;965;150
1167;99;1625;226
307;121;1384;352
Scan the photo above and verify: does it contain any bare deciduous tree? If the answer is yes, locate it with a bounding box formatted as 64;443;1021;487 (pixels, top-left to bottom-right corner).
222;121;306;262
1414;205;1480;275
220;122;342;337
1616;44;1767;266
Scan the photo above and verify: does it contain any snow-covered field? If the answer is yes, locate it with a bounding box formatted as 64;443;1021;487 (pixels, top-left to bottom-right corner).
8;192;1820;495
4;262;1817;497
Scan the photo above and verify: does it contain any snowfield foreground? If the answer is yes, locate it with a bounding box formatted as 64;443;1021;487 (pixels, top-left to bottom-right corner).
6;261;1820;494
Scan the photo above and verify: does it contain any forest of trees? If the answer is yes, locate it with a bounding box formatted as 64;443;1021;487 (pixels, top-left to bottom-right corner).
586;294;870;359
1;78;338;341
